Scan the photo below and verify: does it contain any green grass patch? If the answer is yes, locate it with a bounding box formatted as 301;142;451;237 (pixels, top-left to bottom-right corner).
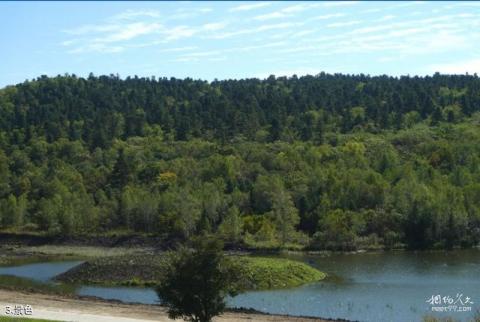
233;256;326;290
0;317;62;322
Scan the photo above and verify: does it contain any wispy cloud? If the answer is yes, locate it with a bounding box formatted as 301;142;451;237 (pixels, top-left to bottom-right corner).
254;12;288;21
158;46;198;53
327;20;362;28
64;24;120;36
253;3;320;21
229;2;271;12
322;1;359;8
203;22;227;31
208;22;303;39
111;9;161;20
377;15;395;22
94;22;162;43
67;43;125;54
308;13;347;21
58;0;480;78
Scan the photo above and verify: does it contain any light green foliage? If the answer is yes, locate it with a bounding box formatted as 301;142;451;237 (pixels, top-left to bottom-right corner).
315;209;365;250
270;188;300;246
217;206;242;243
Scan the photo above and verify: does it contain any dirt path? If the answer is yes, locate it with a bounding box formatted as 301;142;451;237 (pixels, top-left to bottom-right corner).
0;289;341;322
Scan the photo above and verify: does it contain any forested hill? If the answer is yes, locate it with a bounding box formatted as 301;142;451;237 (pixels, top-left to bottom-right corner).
0;73;480;250
2;73;480;146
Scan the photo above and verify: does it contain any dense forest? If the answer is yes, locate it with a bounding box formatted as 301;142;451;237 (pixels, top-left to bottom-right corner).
0;73;480;250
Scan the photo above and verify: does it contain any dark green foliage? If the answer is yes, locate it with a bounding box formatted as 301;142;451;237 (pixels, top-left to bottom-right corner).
1;73;479;148
155;238;238;322
0;73;480;250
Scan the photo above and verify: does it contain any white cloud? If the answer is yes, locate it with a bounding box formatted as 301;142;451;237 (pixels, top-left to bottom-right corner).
322;1;359;8
61;40;76;46
64;24;120;36
95;22;162;43
163;25;198;41
60;1;480;64
229;2;271;12
158;46;198;53
257;22;303;32
254;4;320;21
68;43;125;54
278;45;318;54
291;29;317;38
378;56;397;63
361;8;382;14
208;22;302;39
327;20;362;28
111;9;161;20
308;13;346;21
395;1;426;8
171;57;199;63
232;41;287;52
281;4;311;13
208;56;227;62
254;12;288;21
180;50;222;58
377;15;395;22
203;22;227;31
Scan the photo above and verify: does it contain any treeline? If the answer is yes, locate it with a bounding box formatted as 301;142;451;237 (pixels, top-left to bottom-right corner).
0;73;480;250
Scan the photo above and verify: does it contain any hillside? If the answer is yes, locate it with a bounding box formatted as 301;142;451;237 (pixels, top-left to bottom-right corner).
0;73;479;250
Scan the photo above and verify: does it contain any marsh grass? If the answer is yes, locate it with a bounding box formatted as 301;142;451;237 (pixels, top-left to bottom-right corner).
0;275;75;295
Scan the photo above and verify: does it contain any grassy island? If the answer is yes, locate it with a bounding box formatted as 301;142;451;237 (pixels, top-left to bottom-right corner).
55;254;325;290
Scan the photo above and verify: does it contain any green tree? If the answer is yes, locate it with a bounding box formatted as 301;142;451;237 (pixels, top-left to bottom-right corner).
217;206;242;243
156;238;238;322
270;188;300;246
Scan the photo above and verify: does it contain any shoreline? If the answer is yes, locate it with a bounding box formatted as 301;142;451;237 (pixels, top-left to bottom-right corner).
0;289;351;322
1;231;477;255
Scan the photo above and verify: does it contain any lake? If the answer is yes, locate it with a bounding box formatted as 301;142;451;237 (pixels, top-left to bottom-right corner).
1;250;478;322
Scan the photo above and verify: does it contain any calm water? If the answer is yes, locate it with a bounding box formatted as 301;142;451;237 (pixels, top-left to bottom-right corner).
231;250;480;321
1;250;479;322
0;261;82;282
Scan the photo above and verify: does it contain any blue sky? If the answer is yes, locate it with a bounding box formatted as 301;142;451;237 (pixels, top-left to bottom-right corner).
1;1;480;87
